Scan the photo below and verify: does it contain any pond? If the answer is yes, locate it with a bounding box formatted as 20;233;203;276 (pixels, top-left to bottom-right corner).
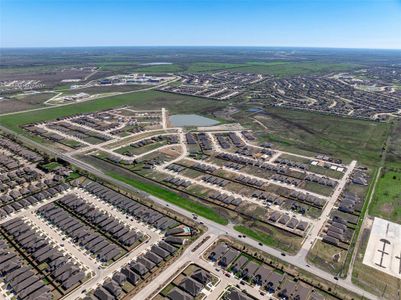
248;107;264;113
169;114;220;127
140;62;172;66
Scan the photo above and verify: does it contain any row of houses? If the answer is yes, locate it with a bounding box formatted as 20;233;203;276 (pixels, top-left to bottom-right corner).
0;239;52;300
47;121;111;144
267;211;309;233
241;131;256;141
202;175;230;187
37;201;124;263
322;192;364;249
192;162;216;173
0;167;41;194
58;193;143;248
208;243;324;300
163;176;191;188
24;126;67;144
208;191;243;206
236;175;264;188
166;164;186;173
0;183;70;219
0;153;20;171
89;238;182;300
304;174;337;188
0;137;43;163
80;180;193;243
1;218;86;292
215;152;287;175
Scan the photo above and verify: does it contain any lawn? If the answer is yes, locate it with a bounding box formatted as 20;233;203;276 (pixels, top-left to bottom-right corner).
369;169;401;224
106;171;228;225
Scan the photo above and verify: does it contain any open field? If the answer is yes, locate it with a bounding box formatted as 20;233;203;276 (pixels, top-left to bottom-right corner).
234;106;389;167
369;168;401;224
110;61;361;76
227;61;361;76
0;92;56;113
0;90;225;134
131;64;184;73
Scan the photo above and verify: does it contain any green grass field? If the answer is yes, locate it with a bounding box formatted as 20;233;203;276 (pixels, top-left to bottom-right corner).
132;64;184;73
227;61;360;77
107;171;228;225
385;120;401;169
186;62;246;72
369;169;401;223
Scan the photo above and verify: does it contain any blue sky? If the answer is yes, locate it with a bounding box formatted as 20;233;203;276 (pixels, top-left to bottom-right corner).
1;0;400;49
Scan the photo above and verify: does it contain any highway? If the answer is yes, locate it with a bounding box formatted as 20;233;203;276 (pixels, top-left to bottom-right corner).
0;125;378;300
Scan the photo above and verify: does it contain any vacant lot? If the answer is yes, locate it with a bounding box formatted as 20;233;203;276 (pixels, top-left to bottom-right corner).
369;169;401;224
0;92;55;113
307;240;347;275
234;107;389;167
234;222;303;254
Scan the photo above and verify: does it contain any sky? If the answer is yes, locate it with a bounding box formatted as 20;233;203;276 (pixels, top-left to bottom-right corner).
1;0;400;49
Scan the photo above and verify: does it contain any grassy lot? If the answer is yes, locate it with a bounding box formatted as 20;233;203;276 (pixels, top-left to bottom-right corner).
307;240;347;275
106;171;228;225
234;223;302;254
369;168;401;223
0;90;225;134
235;107;389;168
42;162;62;171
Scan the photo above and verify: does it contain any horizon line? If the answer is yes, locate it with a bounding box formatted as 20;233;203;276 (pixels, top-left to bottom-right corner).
1;45;401;51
